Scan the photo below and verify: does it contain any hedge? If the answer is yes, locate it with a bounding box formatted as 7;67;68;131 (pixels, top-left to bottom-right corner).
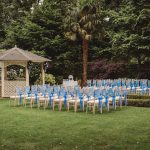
127;99;150;107
127;94;150;100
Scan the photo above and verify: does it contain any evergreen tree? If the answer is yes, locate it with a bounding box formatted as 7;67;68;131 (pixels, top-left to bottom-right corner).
64;0;107;85
105;0;150;65
0;0;149;80
0;0;38;46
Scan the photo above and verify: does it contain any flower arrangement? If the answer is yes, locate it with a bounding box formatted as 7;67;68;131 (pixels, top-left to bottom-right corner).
7;69;17;80
6;65;25;80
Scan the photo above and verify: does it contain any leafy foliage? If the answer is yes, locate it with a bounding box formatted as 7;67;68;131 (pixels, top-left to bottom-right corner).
0;0;149;81
105;0;150;65
29;63;41;85
35;73;56;85
89;59;127;79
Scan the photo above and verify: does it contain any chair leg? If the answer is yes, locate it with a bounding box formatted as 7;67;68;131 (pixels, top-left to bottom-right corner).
67;102;69;112
32;99;34;108
82;101;84;112
38;101;40;109
43;101;46;110
46;100;49;108
89;103;91;110
45;100;46;108
100;105;102;114
86;106;88;114
119;98;122;108
114;100;116;110
59;101;62;111
86;103;89;113
93;105;95;114
24;99;25;107
75;102;77;112
107;101;109;111
30;99;32;109
53;101;55;111
59;102;61;111
74;103;76;112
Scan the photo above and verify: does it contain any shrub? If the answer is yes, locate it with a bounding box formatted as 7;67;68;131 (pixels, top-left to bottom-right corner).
29;63;41;85
55;76;63;84
127;94;150;99
89;59;127;79
45;74;56;85
127;99;150;107
89;60;150;79
35;74;56;85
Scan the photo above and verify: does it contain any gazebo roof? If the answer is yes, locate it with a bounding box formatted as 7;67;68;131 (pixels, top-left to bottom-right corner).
0;46;51;62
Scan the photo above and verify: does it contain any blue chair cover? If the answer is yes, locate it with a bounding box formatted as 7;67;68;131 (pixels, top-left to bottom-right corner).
34;92;38;104
79;95;83;109
105;95;109;108
63;93;67;108
119;94;122;106
48;93;53;107
16;87;22;105
25;86;31;97
112;95;116;108
98;96;103;108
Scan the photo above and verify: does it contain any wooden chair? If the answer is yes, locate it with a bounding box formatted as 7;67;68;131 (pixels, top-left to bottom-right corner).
10;87;23;106
75;95;87;112
86;95;106;114
52;94;64;111
23;86;33;108
38;92;48;110
86;96;96;114
38;96;47;110
67;95;77;112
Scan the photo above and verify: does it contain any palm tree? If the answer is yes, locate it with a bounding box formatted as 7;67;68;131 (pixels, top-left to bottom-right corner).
64;0;106;86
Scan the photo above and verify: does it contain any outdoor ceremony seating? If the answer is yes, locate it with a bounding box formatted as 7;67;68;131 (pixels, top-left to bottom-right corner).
9;79;150;114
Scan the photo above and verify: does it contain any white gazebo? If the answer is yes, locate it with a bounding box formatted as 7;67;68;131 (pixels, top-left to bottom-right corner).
0;46;51;97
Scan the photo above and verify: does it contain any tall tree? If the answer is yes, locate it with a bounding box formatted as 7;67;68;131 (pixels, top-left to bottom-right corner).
0;0;38;46
64;0;106;85
105;0;150;69
102;0;150;77
1;0;82;81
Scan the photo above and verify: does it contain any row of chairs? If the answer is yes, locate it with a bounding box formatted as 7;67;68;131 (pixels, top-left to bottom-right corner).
87;79;150;88
10;85;127;114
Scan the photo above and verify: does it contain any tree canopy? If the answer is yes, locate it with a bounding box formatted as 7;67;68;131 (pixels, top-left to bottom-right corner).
0;0;149;81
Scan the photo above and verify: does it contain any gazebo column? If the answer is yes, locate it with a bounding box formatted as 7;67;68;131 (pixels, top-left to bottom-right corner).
41;63;45;85
26;62;29;86
1;62;4;97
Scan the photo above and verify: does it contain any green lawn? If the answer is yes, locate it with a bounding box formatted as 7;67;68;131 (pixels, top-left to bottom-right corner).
0;100;150;150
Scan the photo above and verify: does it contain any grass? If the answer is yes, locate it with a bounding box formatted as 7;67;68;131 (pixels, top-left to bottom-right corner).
0;99;150;150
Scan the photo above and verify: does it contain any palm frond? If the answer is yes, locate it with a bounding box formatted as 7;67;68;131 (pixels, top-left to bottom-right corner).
64;32;77;41
85;34;92;41
83;21;92;30
71;23;80;32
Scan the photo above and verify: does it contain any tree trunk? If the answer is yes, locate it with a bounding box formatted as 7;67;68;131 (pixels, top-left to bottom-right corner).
82;39;88;86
